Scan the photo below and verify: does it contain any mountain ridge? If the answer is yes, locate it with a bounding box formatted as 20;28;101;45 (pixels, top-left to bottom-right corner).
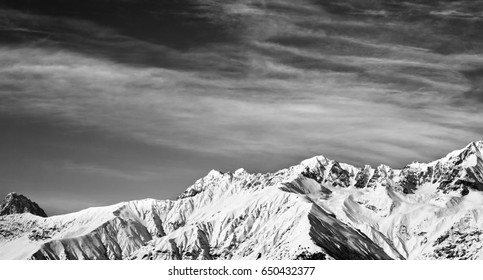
1;141;483;260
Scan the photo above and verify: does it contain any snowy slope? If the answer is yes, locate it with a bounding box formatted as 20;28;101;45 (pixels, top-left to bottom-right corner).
1;141;482;260
0;199;166;259
130;169;390;260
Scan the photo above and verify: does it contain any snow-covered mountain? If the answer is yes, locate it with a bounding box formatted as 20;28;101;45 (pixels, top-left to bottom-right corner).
1;141;483;260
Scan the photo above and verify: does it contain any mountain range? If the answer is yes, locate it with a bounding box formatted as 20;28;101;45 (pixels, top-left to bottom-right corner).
1;141;483;260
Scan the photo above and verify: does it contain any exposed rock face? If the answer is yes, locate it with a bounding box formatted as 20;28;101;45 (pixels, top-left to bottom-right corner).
0;193;47;218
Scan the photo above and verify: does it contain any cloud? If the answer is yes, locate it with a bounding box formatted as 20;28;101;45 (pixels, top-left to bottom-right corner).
58;161;155;181
1;31;483;168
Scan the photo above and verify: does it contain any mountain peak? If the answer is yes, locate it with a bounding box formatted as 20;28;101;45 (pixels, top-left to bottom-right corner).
469;140;483;153
206;169;223;178
445;141;482;158
300;155;332;170
0;192;47;217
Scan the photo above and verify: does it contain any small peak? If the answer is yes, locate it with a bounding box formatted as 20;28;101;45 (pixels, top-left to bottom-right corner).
5;192;22;202
0;192;47;217
407;161;424;169
460;140;483;152
470;140;483;151
300;155;331;170
472;140;483;145
206;169;223;178
6;192;18;198
234;168;247;175
363;164;372;170
376;164;390;169
448;140;483;160
375;164;392;173
427;141;483;169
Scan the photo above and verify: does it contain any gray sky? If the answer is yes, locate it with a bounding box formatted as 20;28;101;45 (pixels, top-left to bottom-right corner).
1;0;483;215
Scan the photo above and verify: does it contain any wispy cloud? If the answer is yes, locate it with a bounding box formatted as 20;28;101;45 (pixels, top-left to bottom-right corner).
59;161;155;181
1;43;481;168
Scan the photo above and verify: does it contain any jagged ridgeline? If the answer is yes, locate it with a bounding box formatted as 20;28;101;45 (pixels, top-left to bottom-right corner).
0;141;482;260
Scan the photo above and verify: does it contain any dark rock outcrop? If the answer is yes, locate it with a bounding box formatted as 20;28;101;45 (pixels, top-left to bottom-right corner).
0;192;47;217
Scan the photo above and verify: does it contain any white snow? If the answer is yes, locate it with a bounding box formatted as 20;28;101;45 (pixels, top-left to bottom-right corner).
1;141;483;260
463;154;478;168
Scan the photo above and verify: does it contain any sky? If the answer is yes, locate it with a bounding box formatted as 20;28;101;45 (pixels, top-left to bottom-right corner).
0;0;483;215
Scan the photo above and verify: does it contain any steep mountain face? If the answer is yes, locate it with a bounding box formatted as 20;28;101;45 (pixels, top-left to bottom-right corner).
1;141;483;260
0;193;47;218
